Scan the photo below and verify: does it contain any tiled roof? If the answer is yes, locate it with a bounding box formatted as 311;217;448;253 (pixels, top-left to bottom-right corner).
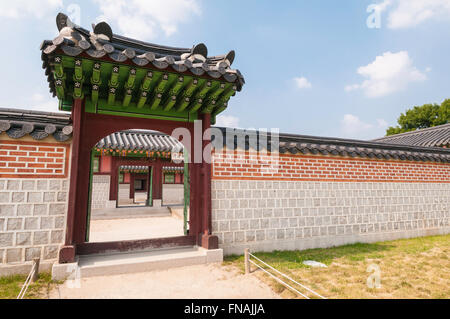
212;127;450;163
41;13;244;98
2;108;449;163
0;108;72;142
96;130;184;152
119;166;149;172
163;167;184;172
373;123;450;148
119;166;184;173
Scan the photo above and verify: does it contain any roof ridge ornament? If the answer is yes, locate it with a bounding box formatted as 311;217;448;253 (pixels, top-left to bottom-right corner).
192;43;208;58
93;21;113;41
56;12;77;31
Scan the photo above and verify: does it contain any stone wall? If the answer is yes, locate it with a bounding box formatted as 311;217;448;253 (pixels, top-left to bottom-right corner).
0;137;71;272
0;178;69;265
118;184;132;205
211;149;450;255
212;180;450;255
162;184;184;206
91;174;115;210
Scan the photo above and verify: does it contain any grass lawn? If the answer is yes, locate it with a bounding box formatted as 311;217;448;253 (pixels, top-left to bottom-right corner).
224;234;450;299
0;273;59;299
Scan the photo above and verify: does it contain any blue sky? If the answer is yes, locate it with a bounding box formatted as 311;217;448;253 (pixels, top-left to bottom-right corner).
0;0;449;140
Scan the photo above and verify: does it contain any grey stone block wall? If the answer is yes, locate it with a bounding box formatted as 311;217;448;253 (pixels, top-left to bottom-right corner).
212;180;450;255
162;184;184;205
91;175;116;210
0;178;69;264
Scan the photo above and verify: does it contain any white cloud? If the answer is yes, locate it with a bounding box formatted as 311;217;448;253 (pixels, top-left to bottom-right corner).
345;51;426;98
376;0;450;29
294;77;312;89
94;0;202;40
215;115;240;128
0;0;63;19
29;93;59;112
340;114;389;139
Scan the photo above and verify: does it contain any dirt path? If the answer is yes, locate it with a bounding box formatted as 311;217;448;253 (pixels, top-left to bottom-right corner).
49;263;280;299
89;216;184;242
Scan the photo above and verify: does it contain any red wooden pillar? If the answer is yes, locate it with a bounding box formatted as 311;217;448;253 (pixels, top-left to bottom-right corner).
200;113;218;249
129;173;135;199
189;125;200;240
59;98;85;263
109;157;118;201
152;160;163;203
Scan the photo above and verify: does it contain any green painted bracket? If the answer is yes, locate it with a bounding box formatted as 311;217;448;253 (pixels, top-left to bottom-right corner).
54;56;64;78
189;98;204;114
170;76;186;96
137;90;149;109
123;88;133;107
177;97;191;112
73;76;84;99
163;95;177;111
109;65;120;87
201;99;216;114
125;68;137;89
155;74;169;94
108;87;117;105
137;71;154;108
150;93;163;110
91;62;102;84
142;71;153;90
54;75;66;100
74;59;83;81
210;83;226;100
183;78;199;97
91;83;100;104
197;81;212;99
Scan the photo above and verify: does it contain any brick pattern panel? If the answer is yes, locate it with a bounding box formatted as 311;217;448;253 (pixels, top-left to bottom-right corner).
212;151;450;183
0;179;69;264
0;141;70;178
212;180;450;255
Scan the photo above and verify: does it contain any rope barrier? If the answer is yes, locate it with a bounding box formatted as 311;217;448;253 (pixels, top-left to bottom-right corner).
17;258;40;299
246;250;326;299
249;259;310;299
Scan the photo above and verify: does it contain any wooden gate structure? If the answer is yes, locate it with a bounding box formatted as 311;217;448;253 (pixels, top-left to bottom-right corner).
40;13;244;263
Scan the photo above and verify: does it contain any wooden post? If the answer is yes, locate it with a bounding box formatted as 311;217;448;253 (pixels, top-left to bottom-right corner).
244;248;250;274
31;258;40;283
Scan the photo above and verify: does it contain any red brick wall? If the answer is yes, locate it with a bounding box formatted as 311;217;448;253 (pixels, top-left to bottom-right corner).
0;140;70;178
212;150;450;183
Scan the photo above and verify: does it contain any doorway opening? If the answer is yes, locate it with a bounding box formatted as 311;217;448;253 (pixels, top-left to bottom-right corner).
86;130;189;243
117;165;152;208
